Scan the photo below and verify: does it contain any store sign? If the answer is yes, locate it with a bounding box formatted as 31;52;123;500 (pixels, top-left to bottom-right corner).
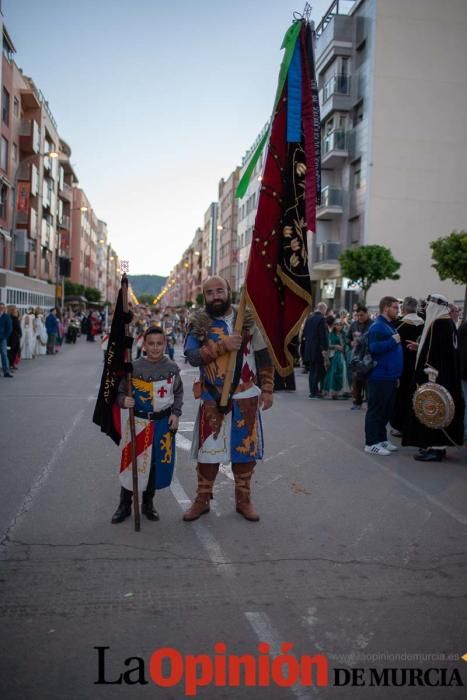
322;279;336;299
342;277;361;292
17;181;30;213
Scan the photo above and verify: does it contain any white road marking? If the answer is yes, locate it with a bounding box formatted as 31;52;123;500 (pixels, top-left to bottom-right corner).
0;408;86;549
170;476;234;577
175;433;192;451
263;444;298;463
178;421;195;432
245;611;316;698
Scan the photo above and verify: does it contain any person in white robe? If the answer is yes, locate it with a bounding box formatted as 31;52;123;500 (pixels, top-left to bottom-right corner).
34;309;47;356
20;310;36;360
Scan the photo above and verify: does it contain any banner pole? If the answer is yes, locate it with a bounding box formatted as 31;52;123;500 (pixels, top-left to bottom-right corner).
219;290;246;409
121;274;140;531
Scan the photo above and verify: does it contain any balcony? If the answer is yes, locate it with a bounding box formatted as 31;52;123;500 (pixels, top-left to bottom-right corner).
41;218;52;250
322;129;348;169
19;120;40;155
316;7;355;48
30;207;38;238
59;215;70;230
319;73;353;121
317;187;344;220
321;73;351;102
58;181;73;202
312;241;341;270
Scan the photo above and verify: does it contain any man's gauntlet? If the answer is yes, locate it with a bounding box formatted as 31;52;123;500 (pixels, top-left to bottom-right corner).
199;338;227;364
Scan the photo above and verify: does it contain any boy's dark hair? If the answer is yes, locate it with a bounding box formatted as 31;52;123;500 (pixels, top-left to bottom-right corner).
356;305;368;313
143;326;164;339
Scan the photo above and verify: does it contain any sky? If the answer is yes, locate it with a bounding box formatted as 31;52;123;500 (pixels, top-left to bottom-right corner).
4;0;333;276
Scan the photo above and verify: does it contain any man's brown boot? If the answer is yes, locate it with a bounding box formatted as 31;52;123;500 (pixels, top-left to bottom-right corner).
183;463;219;522
233;462;260;522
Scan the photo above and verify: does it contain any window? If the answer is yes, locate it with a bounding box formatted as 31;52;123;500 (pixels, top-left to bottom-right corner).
356;40;367;69
0;183;7;219
12;142;17;162
349;216;361;245
13;96;19;118
2;37;13;63
2;88;9;126
0;137;8;171
353;159;362;189
352;100;364;126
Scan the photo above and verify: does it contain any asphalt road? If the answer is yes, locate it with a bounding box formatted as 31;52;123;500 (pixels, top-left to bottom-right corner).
0;339;466;699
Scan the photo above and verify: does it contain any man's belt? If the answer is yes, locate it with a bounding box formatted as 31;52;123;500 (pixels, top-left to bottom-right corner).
134;407;172;421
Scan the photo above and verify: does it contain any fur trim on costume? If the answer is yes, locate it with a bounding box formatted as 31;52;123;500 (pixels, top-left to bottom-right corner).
189;310;212;342
189;305;255;340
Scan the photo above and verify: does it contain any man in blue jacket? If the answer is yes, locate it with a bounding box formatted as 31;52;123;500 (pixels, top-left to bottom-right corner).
45;307;59;355
364;296;403;455
0;302;13;377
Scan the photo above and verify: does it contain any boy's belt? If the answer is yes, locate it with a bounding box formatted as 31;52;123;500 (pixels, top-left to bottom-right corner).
134;407;172;421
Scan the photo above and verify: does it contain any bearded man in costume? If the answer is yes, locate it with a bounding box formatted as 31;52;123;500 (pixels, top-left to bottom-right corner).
183;276;274;522
402;293;464;462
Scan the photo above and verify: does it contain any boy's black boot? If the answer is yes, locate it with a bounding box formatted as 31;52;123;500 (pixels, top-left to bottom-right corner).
142;492;159;521
111;487;132;524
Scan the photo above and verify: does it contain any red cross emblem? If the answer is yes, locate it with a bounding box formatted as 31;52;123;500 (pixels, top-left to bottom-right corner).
157;386;168;398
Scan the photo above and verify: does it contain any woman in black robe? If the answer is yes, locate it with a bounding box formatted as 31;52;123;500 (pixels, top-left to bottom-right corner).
7;305;22;369
402;294;464;461
390;297;424;434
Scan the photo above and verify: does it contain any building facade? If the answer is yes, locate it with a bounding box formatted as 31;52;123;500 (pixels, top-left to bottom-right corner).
216;167;240;291
0;15;120;310
202;202;218;282
236;125;267;291
311;0;466;308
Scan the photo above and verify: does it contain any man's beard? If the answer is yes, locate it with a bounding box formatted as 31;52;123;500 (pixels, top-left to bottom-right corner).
205;296;231;317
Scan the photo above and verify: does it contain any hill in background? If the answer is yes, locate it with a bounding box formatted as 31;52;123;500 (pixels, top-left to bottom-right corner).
128;274;166;298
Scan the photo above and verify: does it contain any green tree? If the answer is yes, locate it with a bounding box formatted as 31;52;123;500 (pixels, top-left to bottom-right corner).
84;287;101;303
138;293;156;305
64;281;85;296
339;245;401;302
430;230;467;320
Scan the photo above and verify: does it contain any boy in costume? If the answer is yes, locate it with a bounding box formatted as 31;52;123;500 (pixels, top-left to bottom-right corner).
111;326;183;523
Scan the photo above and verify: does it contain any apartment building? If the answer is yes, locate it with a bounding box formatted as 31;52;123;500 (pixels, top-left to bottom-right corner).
0;16;120;310
216;167;240;291
202;202;218;283
311;0;466;308
70;187;98;290
236;125;267;291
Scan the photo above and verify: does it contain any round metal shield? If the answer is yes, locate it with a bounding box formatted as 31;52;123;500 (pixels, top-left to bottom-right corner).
412;382;455;429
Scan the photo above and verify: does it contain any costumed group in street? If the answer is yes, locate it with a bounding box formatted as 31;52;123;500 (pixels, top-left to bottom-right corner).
94;276;274;526
91;13;465;527
93;277;465;529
